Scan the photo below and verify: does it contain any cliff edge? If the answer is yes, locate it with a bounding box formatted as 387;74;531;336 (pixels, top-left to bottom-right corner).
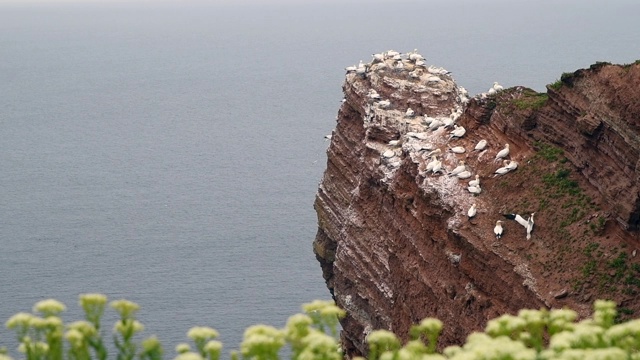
313;53;640;357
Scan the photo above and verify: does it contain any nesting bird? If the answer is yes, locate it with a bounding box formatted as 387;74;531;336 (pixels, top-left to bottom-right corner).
468;184;482;195
447;161;466;177
494;220;504;239
449;146;465;154
467;203;477;219
468;174;480;187
405;108;415;118
474;139;488;152
449;125;466;140
456;170;472;179
495;144;510;161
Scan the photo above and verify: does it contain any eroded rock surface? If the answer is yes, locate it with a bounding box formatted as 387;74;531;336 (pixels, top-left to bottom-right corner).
314;53;640;357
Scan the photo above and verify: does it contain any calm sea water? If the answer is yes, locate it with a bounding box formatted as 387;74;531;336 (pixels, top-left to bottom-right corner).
1;0;639;354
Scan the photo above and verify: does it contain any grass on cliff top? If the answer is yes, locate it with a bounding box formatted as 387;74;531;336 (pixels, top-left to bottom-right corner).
510;89;549;110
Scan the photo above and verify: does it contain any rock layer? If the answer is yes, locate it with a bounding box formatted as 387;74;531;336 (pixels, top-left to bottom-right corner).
314;55;640;357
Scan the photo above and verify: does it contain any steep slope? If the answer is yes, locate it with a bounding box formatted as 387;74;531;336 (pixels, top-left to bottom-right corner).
314;54;640;357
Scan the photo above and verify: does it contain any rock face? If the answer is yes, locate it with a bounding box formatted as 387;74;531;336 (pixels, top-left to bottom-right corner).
313;54;640;357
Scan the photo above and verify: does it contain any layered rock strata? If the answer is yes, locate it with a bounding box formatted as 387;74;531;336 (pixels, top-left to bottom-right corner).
314;54;640;357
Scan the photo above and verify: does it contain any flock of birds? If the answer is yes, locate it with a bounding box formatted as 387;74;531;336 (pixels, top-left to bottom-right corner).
339;49;536;242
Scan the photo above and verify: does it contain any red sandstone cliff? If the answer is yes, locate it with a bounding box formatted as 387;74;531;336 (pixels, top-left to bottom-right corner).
313;55;640;357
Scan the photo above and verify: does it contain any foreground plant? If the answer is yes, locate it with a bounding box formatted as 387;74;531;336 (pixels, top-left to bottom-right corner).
3;297;640;360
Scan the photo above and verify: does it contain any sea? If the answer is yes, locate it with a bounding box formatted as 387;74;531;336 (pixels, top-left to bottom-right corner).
1;0;639;355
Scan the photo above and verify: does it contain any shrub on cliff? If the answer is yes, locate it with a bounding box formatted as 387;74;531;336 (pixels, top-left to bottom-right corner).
2;296;640;360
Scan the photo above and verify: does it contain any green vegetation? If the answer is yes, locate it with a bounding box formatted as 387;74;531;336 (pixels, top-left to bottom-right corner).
511;91;549;110
534;142;564;162
548;79;563;91
4;298;640;360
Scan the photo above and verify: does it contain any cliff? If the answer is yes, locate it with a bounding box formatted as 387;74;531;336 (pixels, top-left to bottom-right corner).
313;54;640;357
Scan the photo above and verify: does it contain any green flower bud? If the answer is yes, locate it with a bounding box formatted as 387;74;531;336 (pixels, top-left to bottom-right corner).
176;343;191;354
110;299;140;319
6;312;34;330
174;352;204;360
33;299;66;317
187;326;219;342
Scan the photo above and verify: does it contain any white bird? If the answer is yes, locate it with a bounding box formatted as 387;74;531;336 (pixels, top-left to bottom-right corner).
345;65;357;73
385;50;399;58
372;52;385;63
456;170;472;179
424;148;442;158
468;203;477;219
494;220;503;239
447;161;466;177
449;146;465;154
368;89;381;100
324;134;332;141
431;159;444;175
428;119;443;131
503;213;535;240
506;160;518;171
492;82;504;92
494;161;512;176
487;87;497;96
526;213;535;240
495;144;510;161
449;125;466;139
468;175;480;187
377;100;391;108
426;156;439;172
408;49;424;62
423;116;436;125
388;139;401;147
468;184;482;195
405;108;415;117
442;117;455;128
474;139;488;152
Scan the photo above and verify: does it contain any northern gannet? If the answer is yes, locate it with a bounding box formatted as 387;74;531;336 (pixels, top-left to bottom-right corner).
487;87;497;96
431;159;444;175
449;125;466;139
474;139;488;152
449;146;465;154
468;184;482;195
492;82;504;92
324;134;332;141
426;155;439;172
468;174;480;187
424;148;442;158
494;160;512;176
428;119;443;131
405;108;415;117
377;100;391;108
447;161;466;177
503;213;535;240
468;203;477;218
506;160;518;171
495;144;510;161
494;220;503;239
456;170;472;179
